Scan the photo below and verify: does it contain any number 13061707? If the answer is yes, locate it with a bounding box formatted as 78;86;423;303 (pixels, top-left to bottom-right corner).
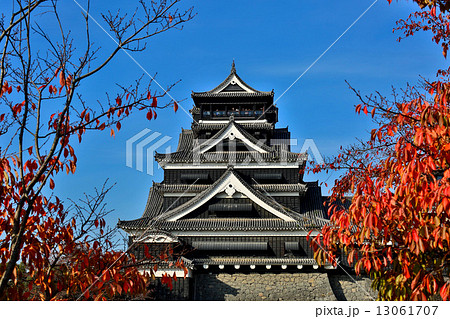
376;305;438;316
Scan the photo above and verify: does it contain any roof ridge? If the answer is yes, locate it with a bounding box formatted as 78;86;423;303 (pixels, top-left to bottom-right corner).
191;65;273;96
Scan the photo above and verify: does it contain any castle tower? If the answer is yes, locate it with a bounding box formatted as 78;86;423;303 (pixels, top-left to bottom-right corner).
118;63;330;300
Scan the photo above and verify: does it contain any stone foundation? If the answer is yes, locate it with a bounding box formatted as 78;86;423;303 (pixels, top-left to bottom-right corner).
193;271;377;301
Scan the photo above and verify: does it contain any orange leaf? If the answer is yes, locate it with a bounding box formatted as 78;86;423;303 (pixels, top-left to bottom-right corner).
59;70;65;87
174;101;178;113
363;105;368;115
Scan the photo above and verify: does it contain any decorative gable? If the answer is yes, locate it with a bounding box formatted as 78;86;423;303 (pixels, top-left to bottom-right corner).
212;74;256;94
198;121;271;154
222;83;245;92
162;169;296;222
191;61;273;98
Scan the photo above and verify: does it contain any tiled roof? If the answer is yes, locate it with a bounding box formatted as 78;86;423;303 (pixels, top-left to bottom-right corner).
155;150;306;164
191;257;321;266
192;92;273;98
192;122;274;132
154;182;308;194
176;129;194;152
191;63;273;98
300;183;329;223
155;122;307;165
142;187;164;219
118;217;327;232
137;257;330;268
137;256;195;269
117;168;328;232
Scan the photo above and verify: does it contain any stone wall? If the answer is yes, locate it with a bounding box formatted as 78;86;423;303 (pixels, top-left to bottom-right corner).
193;271;378;301
328;273;377;301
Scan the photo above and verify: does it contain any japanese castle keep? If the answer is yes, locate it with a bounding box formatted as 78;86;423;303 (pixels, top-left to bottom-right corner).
118;63;375;301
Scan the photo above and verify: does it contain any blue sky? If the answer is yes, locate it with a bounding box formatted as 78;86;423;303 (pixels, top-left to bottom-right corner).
47;0;444;243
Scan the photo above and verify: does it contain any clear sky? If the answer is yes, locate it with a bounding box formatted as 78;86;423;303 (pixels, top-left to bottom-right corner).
47;0;444;244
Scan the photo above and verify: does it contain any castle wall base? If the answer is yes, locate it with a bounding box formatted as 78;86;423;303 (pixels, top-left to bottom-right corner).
192;271;377;301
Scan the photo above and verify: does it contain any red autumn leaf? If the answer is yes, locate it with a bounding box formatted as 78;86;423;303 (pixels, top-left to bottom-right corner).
54;66;60;77
146;110;153;120
174;101;178;113
116;96;122;107
66;74;72;87
151;96;157;107
59;70;65;87
169;14;173;23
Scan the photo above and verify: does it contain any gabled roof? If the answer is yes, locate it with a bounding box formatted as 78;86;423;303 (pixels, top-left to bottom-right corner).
117;168;328;233
191;61;274;98
155;123;307;165
160;168;297;222
198;119;273;154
